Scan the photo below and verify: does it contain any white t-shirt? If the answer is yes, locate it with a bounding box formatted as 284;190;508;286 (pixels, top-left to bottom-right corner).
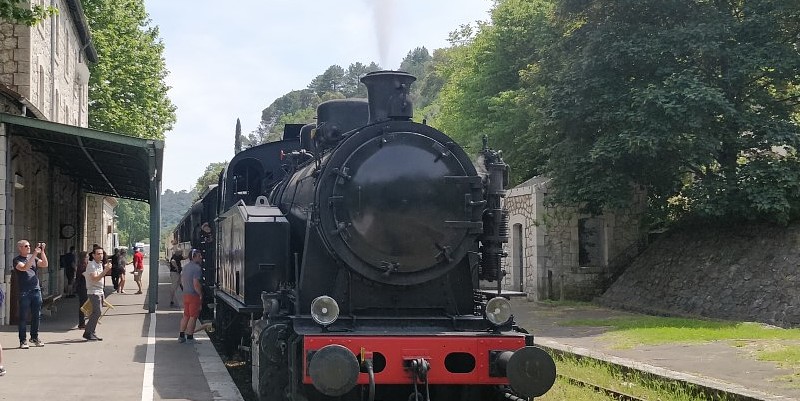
84;260;105;295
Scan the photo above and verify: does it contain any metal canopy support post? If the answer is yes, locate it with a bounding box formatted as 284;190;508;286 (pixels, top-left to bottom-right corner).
147;141;163;313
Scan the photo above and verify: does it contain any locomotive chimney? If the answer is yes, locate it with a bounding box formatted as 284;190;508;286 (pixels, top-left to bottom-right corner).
360;70;415;123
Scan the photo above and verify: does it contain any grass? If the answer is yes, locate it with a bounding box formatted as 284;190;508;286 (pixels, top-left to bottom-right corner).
539;353;733;401
753;344;800;387
562;316;800;347
561;314;800;385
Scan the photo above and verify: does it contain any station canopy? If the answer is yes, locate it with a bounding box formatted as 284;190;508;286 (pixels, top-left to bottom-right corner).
0;112;163;202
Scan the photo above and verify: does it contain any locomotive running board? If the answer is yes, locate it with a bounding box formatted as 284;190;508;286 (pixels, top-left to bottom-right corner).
215;289;262;314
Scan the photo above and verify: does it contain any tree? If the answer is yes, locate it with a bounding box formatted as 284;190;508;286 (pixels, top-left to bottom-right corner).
234;118;242;154
115;199;149;246
433;0;555;181
82;0;176;139
193;162;227;197
532;0;800;222
308;65;346;96
0;0;56;26
342;62;382;97
160;189;195;232
399;47;431;80
250;89;319;147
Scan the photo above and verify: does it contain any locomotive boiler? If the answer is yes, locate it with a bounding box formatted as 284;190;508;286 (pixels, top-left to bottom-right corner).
211;70;555;401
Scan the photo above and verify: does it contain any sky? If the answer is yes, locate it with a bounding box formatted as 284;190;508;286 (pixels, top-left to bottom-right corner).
143;0;494;192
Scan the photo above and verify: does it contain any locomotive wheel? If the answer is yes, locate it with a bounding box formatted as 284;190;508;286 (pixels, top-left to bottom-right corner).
214;301;240;357
258;360;289;401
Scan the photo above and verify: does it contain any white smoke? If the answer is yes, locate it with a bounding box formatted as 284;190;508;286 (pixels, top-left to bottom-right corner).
365;0;395;67
475;154;488;179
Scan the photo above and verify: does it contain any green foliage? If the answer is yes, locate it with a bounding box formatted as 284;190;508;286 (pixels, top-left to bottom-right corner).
531;0;800;222
82;0;176;139
249;89;319;147
550;353;737;401
250;62;381;147
115;199;149;246
433;0;556;181
193;162;226;197
234;118;242;154
308;65;346;96
399;47;431;81
433;0;800;223
0;0;56;26
565;316;800;347
160;189;195;232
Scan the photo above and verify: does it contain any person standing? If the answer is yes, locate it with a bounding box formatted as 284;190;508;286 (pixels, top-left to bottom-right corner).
83;247;111;341
61;246;76;298
167;239;179;262
109;248;120;292
115;248;129;294
131;247;144;294
178;249;205;343
169;249;185;307
14;240;49;349
75;250;89;329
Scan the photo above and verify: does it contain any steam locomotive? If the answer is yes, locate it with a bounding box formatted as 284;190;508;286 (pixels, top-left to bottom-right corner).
173;70;555;401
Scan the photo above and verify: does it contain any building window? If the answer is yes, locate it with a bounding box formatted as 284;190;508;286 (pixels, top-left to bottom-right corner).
578;217;606;267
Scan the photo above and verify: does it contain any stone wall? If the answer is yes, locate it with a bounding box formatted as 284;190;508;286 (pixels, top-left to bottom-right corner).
0;0;90;126
503;179;647;301
2;132;81;324
83;194;116;253
598;222;800;328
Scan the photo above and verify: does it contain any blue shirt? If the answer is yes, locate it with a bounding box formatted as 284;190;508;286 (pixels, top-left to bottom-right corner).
14;254;41;293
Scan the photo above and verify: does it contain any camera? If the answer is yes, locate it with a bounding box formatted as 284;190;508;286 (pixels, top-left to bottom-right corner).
37;242;45;249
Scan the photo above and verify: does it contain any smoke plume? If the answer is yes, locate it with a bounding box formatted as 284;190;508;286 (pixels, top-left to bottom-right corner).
366;0;395;67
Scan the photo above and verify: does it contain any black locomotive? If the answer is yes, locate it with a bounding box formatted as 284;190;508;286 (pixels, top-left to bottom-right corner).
175;70;555;401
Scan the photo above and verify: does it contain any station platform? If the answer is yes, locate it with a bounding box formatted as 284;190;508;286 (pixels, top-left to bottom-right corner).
512;299;799;401
0;259;243;401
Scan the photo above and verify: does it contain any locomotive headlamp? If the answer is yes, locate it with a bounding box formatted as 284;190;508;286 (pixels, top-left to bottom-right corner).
311;295;340;326
485;297;513;326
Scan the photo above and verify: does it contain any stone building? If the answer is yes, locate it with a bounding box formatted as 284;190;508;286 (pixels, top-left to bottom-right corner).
499;176;647;301
0;1;165;324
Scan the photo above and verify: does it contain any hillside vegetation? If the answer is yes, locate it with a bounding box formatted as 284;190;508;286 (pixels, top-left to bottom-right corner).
246;0;800;227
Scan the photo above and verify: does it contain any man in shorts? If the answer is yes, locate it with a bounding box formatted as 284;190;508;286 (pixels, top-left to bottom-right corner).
178;249;204;343
131;247;144;294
